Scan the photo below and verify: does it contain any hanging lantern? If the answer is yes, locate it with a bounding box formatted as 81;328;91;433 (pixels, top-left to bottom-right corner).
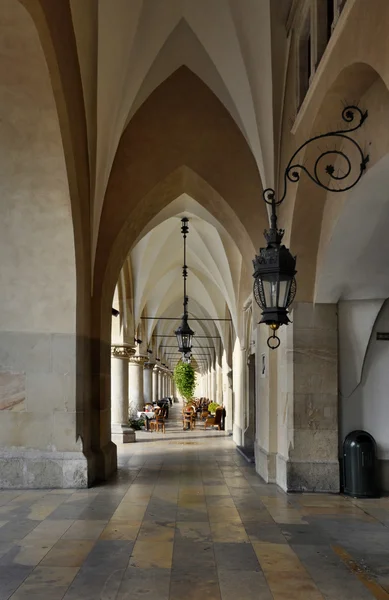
175;314;194;355
253;222;296;349
252;105;369;349
175;217;195;354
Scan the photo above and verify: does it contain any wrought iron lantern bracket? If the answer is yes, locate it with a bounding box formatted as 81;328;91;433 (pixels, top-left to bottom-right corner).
253;105;369;349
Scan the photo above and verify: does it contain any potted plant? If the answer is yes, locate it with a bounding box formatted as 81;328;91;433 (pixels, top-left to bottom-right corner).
173;361;197;401
207;402;220;415
129;418;145;431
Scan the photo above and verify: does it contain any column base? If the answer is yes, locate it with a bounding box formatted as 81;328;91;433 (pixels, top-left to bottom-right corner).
233;424;243;445
111;423;136;444
276;454;339;492
0;448;91;488
254;443;276;483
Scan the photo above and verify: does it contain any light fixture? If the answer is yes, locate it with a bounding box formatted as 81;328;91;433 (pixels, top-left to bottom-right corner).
175;217;195;357
112;308;120;317
253;106;369;349
134;338;142;345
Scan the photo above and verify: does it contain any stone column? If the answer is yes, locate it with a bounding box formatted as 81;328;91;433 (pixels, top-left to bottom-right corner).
276;302;339;493
157;369;162;399
111;347;135;443
152;366;159;403
216;360;223;405
128;355;148;415
143;363;154;404
211;365;217;402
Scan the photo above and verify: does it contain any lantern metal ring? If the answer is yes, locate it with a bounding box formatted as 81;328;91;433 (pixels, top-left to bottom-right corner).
253;105;369;349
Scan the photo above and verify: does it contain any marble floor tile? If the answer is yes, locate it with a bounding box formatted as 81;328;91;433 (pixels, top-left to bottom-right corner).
0;565;33;599
176;506;209;522
205;497;236;509
9;566;79;600
264;571;325;600
112;504;147;521
99;519;141;541
137;521;175;543
170;569;221;600
207;506;241;522
82;540;134;570
23;519;73;542
210;521;249;543
204;486;231;496
0;492;22;507
1;539;55;566
62;564;125;600
213;542;261;571
26;504;59;521
117;567;171;600
175;521;212;543
252;542;307;573
61;520;107;540
40;540;94;567
172;539;216;570
0;519;41;542
129;541;173;569
218;569;273;600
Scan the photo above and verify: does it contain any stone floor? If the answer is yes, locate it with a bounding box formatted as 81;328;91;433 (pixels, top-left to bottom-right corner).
1;404;389;599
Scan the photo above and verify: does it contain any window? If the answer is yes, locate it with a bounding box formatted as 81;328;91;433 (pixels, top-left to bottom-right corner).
338;0;346;14
316;0;335;66
326;0;334;40
297;11;312;108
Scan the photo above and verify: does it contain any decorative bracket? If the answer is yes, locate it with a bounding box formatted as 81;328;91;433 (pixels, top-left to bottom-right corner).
263;106;369;207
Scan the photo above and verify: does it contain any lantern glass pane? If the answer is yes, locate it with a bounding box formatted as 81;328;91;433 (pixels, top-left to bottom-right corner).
279;277;293;308
263;278;278;308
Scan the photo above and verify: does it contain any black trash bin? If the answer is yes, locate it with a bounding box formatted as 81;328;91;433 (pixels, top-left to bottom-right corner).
343;430;379;498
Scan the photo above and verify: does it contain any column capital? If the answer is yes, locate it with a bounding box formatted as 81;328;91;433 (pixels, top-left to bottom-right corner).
128;354;149;366
111;345;135;359
143;361;155;370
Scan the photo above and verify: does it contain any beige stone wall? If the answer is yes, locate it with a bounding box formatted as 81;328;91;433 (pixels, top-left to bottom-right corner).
0;0;88;488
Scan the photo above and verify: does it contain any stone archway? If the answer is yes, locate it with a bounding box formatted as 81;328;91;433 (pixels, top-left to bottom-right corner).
90;67;265;480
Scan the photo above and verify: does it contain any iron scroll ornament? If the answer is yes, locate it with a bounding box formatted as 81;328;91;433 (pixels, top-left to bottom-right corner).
255;105;369;349
263;105;369;206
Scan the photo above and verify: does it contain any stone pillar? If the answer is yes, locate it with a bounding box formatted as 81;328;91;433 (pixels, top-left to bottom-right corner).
276;303;339;493
111;347;135;443
216;360;223;405
157;369;162;399
143;363;154;404
152;366;159;403
128;355;148;415
211;365;216;402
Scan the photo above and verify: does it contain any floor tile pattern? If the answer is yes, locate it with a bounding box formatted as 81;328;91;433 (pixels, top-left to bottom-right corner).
0;402;388;599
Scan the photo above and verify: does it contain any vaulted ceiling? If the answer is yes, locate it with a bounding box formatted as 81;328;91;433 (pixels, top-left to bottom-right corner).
68;0;291;259
128;195;244;370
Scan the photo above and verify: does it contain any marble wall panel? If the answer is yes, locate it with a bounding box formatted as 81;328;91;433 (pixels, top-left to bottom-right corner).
0;371;25;411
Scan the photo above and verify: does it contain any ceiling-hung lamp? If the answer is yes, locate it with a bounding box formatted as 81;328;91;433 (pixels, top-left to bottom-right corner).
253;106;369;349
175;217;195;357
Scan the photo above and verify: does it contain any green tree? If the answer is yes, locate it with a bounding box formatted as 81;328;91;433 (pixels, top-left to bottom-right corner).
173;361;196;401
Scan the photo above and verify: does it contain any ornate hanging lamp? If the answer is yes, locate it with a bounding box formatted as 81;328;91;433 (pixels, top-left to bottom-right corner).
175;217;195;358
253;106;369;349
